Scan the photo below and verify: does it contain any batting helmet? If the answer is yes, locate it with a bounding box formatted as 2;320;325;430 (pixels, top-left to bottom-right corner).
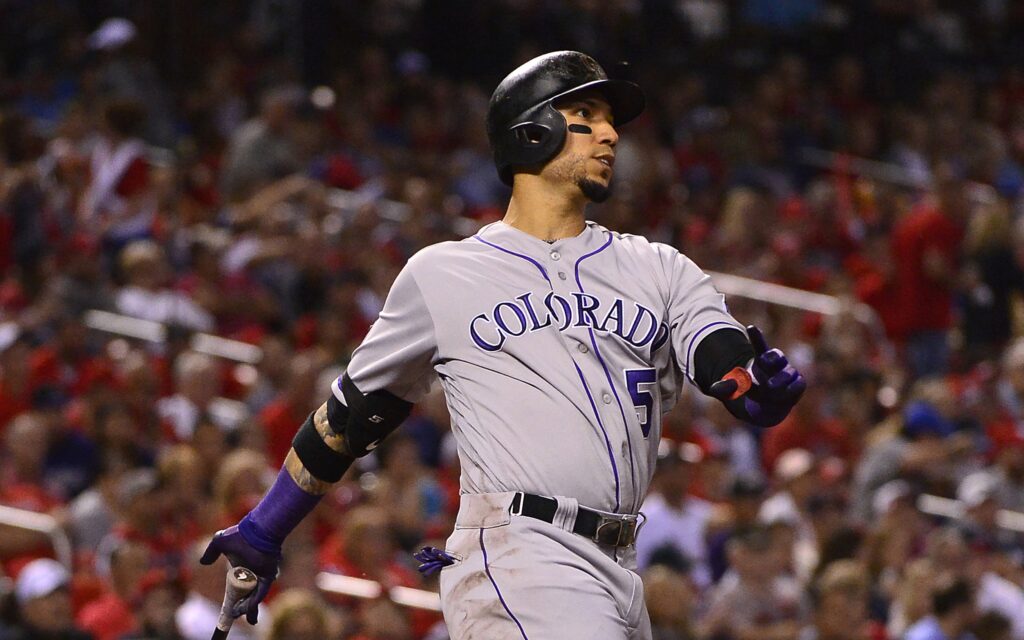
487;51;646;186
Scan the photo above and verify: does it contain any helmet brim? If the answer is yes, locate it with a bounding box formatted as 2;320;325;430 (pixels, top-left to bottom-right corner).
549;78;646;127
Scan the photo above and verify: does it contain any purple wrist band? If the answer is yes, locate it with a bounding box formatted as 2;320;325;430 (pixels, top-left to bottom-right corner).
240;468;323;554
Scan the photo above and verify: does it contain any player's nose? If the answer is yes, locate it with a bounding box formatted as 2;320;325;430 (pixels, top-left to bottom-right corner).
595;120;618;148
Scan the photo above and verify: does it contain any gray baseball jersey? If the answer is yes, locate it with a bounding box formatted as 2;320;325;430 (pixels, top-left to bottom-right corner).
333;219;741;515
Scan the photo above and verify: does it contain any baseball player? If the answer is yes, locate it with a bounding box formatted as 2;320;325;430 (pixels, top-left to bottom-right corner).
202;51;806;639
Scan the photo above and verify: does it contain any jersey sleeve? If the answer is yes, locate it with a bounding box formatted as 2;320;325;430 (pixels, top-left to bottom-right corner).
657;244;745;384
334;263;438;403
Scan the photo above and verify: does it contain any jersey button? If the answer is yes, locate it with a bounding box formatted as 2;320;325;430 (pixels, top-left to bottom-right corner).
602;393;612;404
577;343;589;354
550;251;561;261
558;271;567;280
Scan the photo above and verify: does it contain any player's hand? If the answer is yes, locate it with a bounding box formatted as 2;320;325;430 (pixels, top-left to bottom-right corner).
200;524;280;624
709;325;806;428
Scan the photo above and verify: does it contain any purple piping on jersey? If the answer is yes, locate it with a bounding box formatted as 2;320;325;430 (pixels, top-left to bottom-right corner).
480;528;529;639
684;321;737;380
473;228;621;510
573;361;621;511
574;232;637;513
473;235;551;284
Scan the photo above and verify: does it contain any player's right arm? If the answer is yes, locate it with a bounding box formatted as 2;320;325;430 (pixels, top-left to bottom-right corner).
201;259;438;624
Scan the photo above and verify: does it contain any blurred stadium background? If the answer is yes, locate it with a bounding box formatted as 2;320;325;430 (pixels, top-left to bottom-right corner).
3;1;1024;639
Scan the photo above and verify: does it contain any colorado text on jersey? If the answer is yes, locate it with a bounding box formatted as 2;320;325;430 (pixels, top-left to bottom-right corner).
469;290;670;352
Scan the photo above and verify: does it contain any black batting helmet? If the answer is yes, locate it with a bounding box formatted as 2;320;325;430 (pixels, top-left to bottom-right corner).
487;51;645;186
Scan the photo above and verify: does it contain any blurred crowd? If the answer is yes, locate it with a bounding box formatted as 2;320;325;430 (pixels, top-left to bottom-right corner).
4;1;1024;639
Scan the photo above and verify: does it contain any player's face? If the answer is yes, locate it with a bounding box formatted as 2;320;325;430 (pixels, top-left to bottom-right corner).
548;94;619;202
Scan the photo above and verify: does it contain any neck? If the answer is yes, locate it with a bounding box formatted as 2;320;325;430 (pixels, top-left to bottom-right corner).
504;177;587;241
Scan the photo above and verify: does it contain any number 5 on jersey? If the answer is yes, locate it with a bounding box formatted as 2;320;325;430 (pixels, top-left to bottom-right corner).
625;368;657;437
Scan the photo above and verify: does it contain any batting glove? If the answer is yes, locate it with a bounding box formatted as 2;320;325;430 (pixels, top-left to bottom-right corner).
709;325;806;428
200;524;279;624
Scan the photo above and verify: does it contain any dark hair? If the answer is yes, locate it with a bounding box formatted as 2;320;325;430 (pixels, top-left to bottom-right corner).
103;98;148;138
731;525;773;552
647;543;693;574
815;527;864;578
933;578;972;617
972;611;1012;640
0;111;44;163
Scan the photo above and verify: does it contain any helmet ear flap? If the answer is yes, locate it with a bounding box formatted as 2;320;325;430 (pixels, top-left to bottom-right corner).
494;102;567;185
511;122;550;146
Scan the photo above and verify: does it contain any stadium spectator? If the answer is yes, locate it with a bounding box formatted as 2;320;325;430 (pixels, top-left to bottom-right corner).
157;352;225;441
802;560;874;640
701;526;807;640
265;589;335;640
850;386;971;522
2;558;91;640
119;569;186;640
636;441;714;588
706;475;768;583
76;540;149;640
904;577;976;640
114;241;215;332
643;565;699;640
220;86;303;202
890;163;966;378
80;99;157;249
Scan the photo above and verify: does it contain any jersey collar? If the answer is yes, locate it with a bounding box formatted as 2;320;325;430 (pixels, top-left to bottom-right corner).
477;220;610;259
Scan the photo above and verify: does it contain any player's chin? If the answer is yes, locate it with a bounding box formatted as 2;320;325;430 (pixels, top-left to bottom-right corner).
578;175;613;203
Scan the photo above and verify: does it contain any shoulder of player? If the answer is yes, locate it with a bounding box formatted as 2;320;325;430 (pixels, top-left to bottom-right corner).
591;223;688;263
402;236;491;273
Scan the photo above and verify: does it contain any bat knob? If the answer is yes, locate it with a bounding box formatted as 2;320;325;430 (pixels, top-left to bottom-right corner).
230;566;257;586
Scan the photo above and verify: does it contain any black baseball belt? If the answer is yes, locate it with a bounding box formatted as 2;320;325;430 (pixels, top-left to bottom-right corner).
508;492;641;548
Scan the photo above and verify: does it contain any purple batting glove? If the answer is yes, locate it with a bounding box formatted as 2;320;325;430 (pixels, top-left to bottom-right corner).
200;468;323;624
742;325;806;427
709;325;806;428
200;524;280;624
414;546;457;576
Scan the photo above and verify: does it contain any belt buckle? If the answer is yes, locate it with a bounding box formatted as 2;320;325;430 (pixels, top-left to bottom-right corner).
594;514;639;547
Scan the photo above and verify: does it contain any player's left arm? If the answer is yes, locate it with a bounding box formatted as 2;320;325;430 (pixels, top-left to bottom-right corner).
660;245;805;427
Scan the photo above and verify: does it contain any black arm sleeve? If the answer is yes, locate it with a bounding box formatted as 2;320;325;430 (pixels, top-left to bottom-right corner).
337;374;414;457
692;327;756;420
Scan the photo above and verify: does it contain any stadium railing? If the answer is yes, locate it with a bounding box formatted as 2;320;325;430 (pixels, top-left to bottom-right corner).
0;505;74;569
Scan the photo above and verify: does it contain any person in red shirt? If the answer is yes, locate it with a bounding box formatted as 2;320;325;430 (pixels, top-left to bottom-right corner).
259;352;321;467
890;164;966;378
0;334;33;438
79;98;156;245
77;540;150;640
762;385;857;472
0;413;63;575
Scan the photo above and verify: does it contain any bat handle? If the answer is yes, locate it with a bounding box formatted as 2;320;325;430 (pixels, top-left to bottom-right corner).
211;566;258;640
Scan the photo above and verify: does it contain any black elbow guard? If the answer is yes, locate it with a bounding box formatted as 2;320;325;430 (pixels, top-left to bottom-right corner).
693;327;757;422
337;374;413;457
692;327;754;395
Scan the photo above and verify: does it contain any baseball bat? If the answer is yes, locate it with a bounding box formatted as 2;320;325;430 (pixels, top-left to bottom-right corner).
210;566;258;640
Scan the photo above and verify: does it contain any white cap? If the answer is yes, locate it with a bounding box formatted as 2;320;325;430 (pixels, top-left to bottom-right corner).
0;322;20;352
957;471;1000;508
774;448;813;482
872;479;912;516
15;558;69;604
88;18;137;51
